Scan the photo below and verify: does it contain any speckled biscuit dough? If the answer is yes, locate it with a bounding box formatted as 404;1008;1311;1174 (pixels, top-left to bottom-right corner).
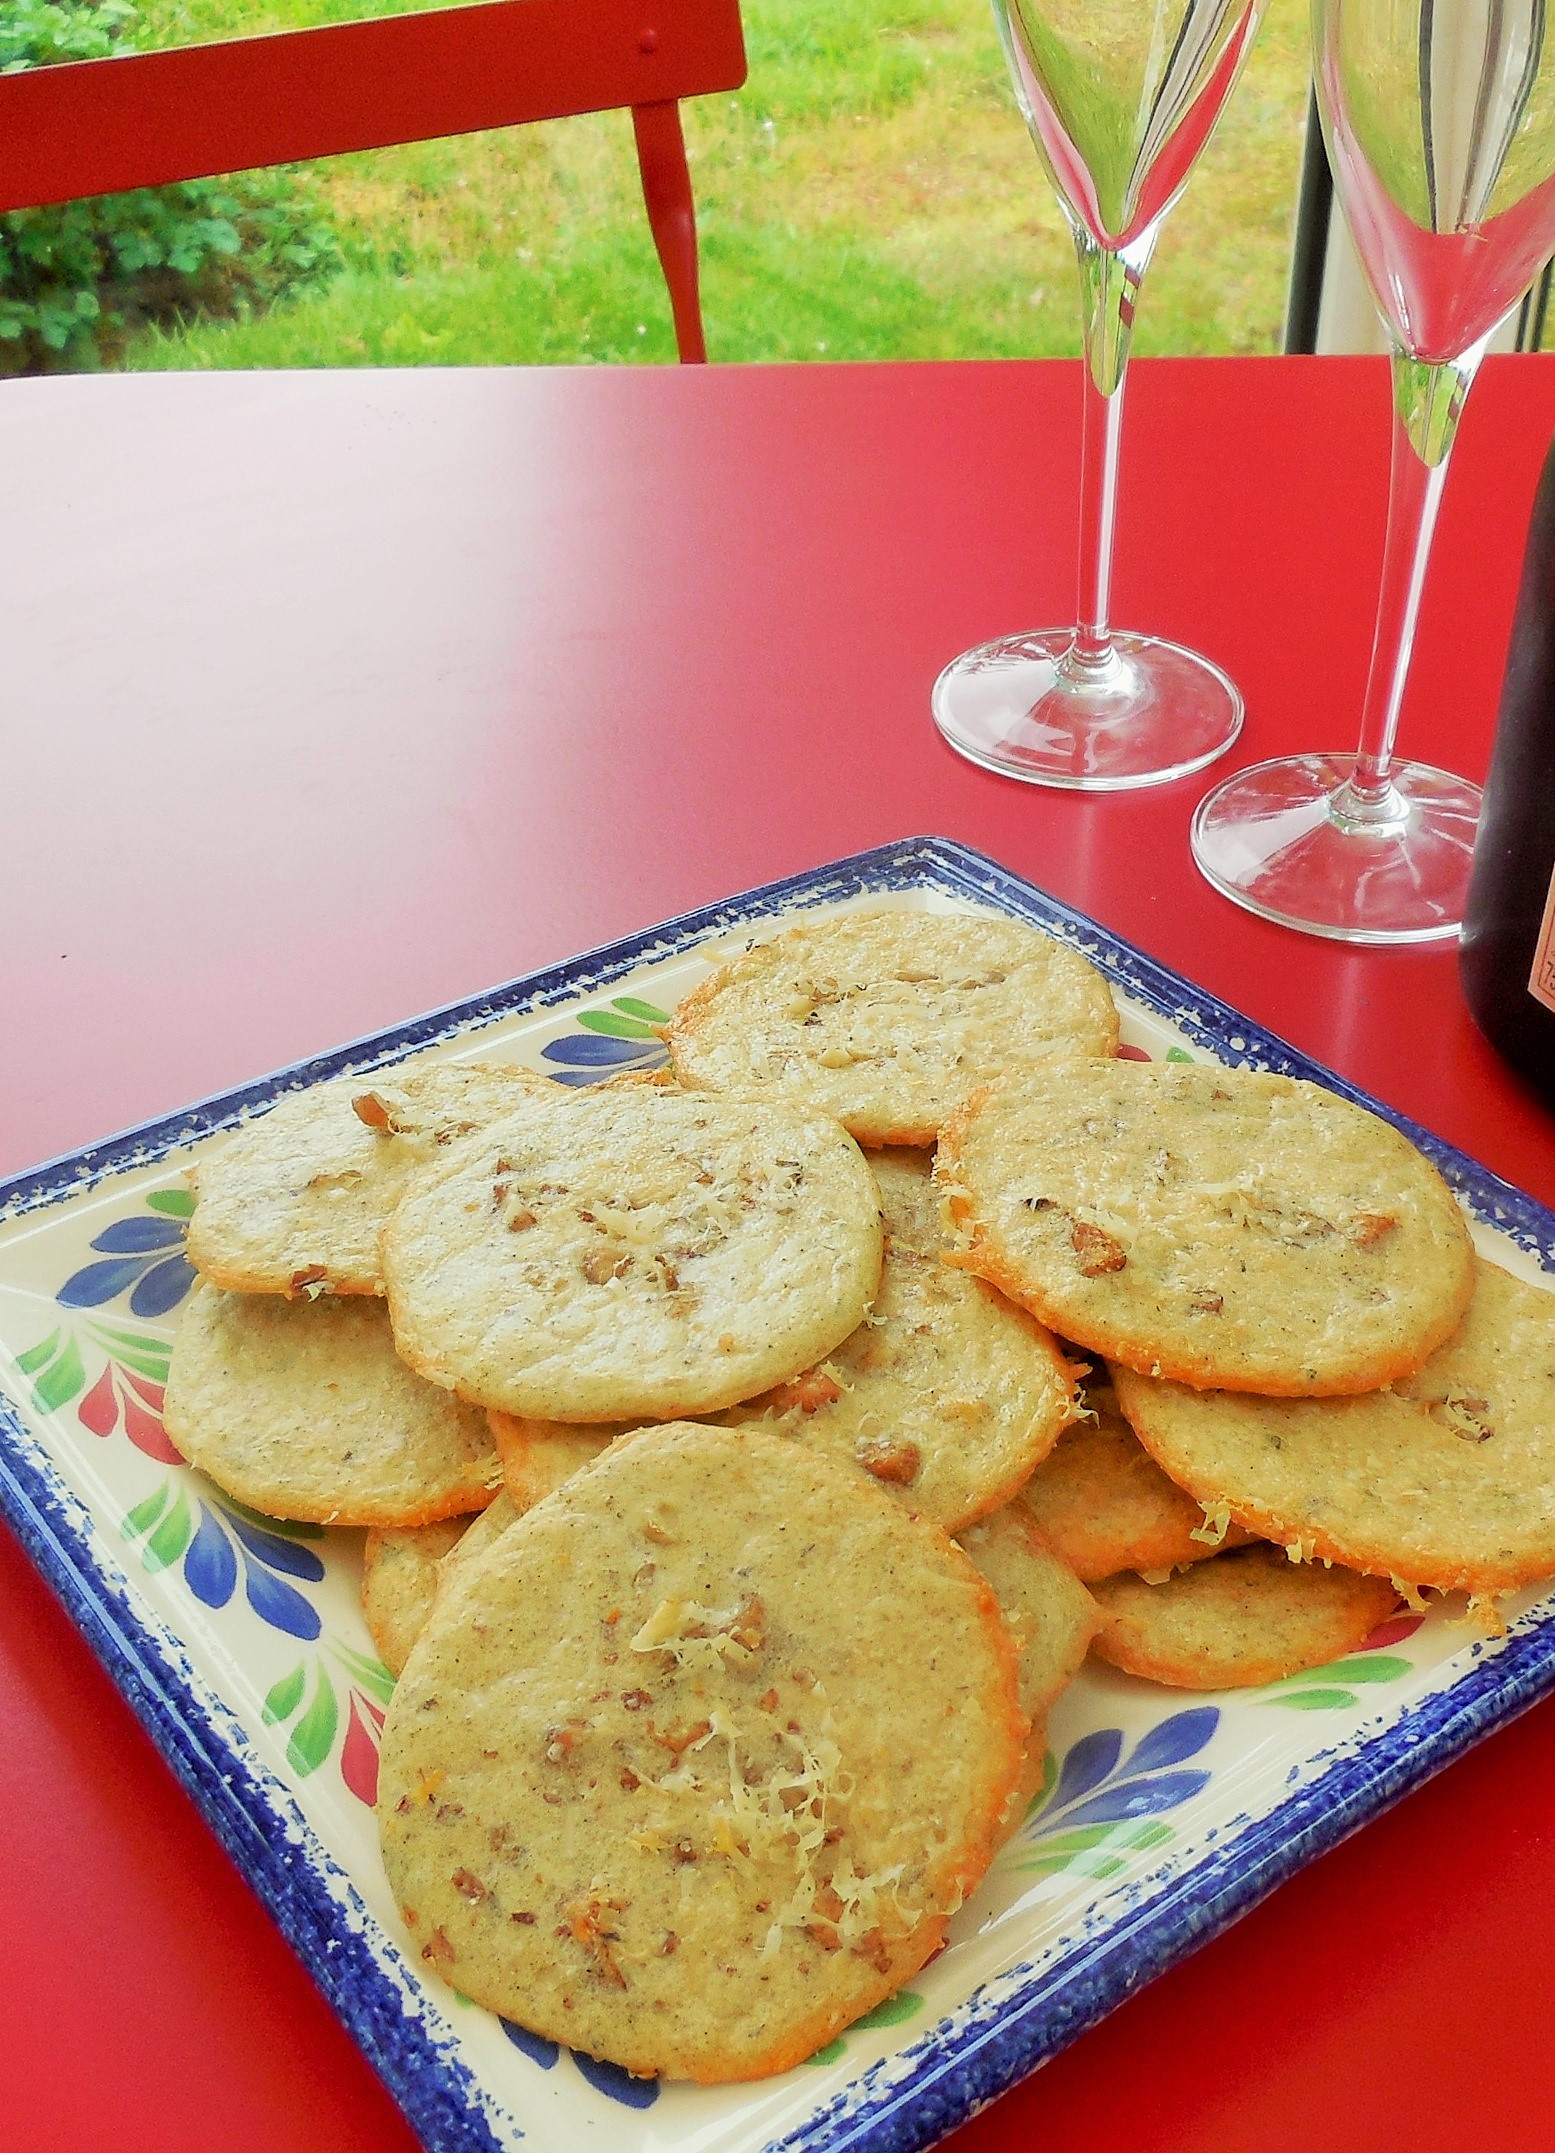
665;908;1119;1147
382;1089;885;1422
487;1412;621;1511
491;1154;1079;1527
937;1060;1475;1396
1017;1368;1252;1581
595;1067;680;1092
1109;1259;1555;1598
364;1499;521;1677
377;1421;1024;2083
362;1518;471;1677
164;1283;503;1525
958;1502;1101;1817
722;1150;1077;1530
186;1060;553;1296
429;1492;519;1600
1090;1544;1398;1690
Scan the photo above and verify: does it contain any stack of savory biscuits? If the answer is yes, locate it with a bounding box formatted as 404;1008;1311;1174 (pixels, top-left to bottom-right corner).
162;905;1555;2080
164;1063;562;1525
939;1055;1555;1678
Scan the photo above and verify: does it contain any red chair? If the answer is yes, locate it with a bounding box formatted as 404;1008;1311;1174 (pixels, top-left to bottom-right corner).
0;0;747;362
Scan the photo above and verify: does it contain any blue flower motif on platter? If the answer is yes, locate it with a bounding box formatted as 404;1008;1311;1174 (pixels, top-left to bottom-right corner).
500;2020;659;2106
123;1483;326;1640
500;2021;559;2069
1008;1708;1219;1880
541;997;671;1088
57;1190;196;1317
571;2053;659;2107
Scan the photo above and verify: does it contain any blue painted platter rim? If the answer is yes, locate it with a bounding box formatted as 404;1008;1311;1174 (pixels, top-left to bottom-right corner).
2;831;1553;2153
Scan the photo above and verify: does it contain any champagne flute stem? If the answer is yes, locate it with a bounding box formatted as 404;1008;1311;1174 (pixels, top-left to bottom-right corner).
1074;354;1125;660
1336;346;1484;819
1070;222;1157;667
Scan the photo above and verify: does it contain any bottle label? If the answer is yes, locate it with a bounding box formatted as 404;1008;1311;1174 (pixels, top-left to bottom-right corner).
1530;864;1555;1013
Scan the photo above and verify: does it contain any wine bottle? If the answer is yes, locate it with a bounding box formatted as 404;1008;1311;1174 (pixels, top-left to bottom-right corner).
1461;429;1555;1096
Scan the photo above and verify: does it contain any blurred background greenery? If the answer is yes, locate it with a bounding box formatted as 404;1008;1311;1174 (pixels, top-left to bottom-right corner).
3;0;1312;373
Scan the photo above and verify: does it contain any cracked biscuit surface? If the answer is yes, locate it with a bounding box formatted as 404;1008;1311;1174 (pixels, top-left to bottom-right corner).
666;909;1118;1146
377;1421;1023;2082
382;1088;885;1422
936;1061;1474;1396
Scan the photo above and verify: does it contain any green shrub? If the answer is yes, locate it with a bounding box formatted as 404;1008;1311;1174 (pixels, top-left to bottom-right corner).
1;0;133;70
0;0;343;373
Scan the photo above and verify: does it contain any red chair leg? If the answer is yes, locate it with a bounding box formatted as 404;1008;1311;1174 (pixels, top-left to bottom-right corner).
631;99;707;364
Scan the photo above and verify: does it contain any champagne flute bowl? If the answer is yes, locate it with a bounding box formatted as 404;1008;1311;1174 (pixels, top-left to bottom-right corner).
1192;0;1555;942
932;0;1266;791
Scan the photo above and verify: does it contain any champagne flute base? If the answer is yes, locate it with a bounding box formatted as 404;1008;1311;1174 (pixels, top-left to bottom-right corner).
1190;752;1482;944
931;629;1243;792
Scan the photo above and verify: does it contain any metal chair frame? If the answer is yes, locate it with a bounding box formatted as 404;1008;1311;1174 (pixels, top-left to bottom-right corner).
0;0;748;361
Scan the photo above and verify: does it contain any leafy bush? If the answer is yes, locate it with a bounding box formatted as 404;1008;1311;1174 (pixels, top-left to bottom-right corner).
0;0;343;373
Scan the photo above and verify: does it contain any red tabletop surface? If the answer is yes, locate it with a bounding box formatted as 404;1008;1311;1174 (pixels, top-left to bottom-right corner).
4;352;1555;2147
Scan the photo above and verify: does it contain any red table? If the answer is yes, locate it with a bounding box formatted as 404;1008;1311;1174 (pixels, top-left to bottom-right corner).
3;354;1555;2149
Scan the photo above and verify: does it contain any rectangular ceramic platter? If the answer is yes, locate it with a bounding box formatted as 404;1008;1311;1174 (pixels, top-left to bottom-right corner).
3;835;1554;2153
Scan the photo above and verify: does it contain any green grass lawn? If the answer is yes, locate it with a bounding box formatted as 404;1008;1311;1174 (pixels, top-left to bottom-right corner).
124;0;1313;370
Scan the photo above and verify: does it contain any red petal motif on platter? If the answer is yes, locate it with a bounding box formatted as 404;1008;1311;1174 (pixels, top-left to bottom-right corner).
341;1692;381;1807
122;1382;183;1464
77;1366;118;1437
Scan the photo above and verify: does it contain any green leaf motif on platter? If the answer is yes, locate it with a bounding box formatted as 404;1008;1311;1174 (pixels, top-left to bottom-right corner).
287;1666;340;1775
263;1665;308;1726
144;1188;196;1217
33;1333;86;1411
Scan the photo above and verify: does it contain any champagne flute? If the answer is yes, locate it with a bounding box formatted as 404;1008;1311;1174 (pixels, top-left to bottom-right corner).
1192;0;1555;942
932;0;1267;791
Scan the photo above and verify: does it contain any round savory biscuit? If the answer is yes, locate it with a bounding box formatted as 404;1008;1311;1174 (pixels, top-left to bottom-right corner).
164;1282;502;1525
721;1151;1076;1530
595;1066;680;1092
1109;1259;1555;1598
186;1060;552;1295
1090;1543;1398;1690
487;1412;620;1510
958;1503;1101;1820
937;1060;1474;1396
366;1499;522;1677
377;1420;1024;2083
1017;1369;1252;1580
382;1089;885;1422
362;1518;471;1676
429;1491;519;1598
666;909;1118;1146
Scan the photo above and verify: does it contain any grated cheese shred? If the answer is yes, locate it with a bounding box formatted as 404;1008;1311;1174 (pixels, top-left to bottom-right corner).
1190;1500;1232;1548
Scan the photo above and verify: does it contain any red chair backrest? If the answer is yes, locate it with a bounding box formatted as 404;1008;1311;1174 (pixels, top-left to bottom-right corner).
0;0;748;360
